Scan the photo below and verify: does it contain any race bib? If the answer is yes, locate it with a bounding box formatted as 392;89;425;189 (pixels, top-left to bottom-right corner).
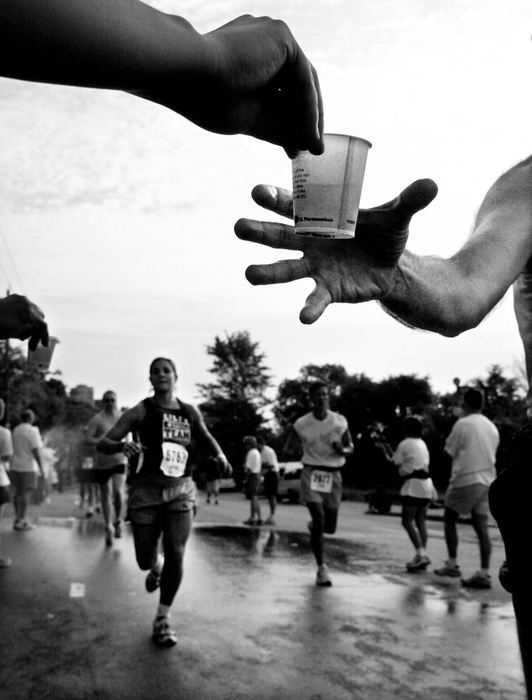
310;469;333;493
159;442;188;478
82;457;94;470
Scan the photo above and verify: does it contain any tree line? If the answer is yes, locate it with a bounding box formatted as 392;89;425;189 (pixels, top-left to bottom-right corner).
0;333;527;494
196;331;528;493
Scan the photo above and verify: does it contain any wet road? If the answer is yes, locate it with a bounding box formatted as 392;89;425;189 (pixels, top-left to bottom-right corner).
0;500;525;700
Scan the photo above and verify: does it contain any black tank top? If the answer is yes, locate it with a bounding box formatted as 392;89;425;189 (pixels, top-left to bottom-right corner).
133;397;197;485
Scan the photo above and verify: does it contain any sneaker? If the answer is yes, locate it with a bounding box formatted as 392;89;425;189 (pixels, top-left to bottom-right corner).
114;521;122;538
264;516;275;525
406;554;431;572
243;519;258;526
434;562;461;578
14;521;35;531
498;560;512;593
316;564;332;587
105;527;113;547
145;567;162;593
462;572;492;590
152;616;178;647
0;556;12;568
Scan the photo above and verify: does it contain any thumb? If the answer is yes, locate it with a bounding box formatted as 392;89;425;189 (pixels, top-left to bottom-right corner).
299;284;332;325
395;178;438;225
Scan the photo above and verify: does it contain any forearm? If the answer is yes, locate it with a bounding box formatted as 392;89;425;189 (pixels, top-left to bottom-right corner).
97;436;125;454
0;0;208;97
382;157;532;336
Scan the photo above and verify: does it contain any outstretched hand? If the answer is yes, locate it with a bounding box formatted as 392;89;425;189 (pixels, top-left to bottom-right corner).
234;179;438;323
0;294;49;350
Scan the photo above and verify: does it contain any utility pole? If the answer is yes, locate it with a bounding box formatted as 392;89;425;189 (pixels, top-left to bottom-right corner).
3;288;9;425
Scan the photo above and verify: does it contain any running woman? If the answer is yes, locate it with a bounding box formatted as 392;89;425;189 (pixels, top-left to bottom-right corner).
98;357;230;647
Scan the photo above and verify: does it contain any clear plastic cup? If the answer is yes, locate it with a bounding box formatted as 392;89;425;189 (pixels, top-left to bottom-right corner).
292;133;371;239
27;336;59;373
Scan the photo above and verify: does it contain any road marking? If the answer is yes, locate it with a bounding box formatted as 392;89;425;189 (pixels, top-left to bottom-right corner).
69;582;86;598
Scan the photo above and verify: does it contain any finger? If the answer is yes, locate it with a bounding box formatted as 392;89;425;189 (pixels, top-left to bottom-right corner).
235;218;301;250
299;284;332;324
310;64;324;154
281;43;323;154
251;184;293;219
40;322;49;347
245;257;307;285
28;333;39;351
394;179;438;225
28;321;49;351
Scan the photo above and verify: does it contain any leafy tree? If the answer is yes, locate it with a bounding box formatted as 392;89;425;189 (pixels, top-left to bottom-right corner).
197;331;272;483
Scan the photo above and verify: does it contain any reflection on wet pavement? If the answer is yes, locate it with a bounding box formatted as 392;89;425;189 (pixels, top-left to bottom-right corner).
0;520;525;700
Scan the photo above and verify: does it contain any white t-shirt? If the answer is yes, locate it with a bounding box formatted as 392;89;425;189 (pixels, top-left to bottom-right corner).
393;437;436;500
0;425;13;487
245;447;262;474
11;422;43;473
260;445;279;472
445;413;500;488
294;410;348;468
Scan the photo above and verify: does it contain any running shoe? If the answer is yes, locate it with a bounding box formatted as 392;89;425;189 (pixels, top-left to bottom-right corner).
152;616;178;647
0;556;12;568
105;527;113;547
114;521;122;538
264;516;275;525
145;567;162;593
461;572;492;589
434;561;461;578
406;554;431;572
316;564;332;587
13;521;35;531
243;519;258;526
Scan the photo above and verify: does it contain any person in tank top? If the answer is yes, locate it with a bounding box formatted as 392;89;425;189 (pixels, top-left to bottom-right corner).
98;356;230;648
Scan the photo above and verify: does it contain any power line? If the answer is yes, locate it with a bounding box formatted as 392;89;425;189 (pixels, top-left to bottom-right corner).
0;226;26;294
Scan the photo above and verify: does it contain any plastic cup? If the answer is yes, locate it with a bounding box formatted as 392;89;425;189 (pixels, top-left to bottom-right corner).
27;336;59;373
292;133;372;239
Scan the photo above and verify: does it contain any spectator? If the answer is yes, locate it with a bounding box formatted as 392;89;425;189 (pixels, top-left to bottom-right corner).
257;436;280;525
11;409;44;531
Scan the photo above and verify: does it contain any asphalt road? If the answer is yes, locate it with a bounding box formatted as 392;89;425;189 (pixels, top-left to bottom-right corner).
0;488;525;700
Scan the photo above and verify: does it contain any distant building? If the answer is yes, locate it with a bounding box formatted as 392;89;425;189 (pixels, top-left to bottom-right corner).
70;385;94;405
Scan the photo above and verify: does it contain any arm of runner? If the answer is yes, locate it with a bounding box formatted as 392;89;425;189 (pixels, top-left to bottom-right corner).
332;428;354;456
98;403;144;457
0;0;322;155
282;428;303;460
188;404;230;470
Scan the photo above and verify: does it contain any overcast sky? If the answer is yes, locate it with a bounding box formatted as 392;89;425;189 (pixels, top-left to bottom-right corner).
1;0;531;408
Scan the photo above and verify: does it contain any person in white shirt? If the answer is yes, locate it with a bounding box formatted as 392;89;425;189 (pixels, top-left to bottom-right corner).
243;436;262;526
0;398;14;567
257;436;280;525
392;416;437;573
84;390;128;546
11;408;44;531
435;388;500;589
284;381;354;587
